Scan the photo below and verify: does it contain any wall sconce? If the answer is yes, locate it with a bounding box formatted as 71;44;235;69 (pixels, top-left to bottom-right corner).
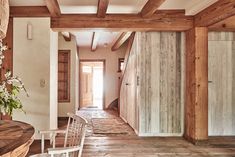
27;23;33;40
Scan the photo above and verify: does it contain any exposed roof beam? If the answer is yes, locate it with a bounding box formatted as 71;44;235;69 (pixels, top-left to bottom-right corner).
10;6;50;17
195;0;235;27
61;32;71;41
112;32;132;51
51;11;193;32
91;32;100;51
141;0;166;18
45;0;61;17
97;0;109;18
209;15;235;31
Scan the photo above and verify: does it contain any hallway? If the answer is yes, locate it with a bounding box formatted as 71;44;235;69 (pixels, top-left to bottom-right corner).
79;110;235;157
28;110;235;157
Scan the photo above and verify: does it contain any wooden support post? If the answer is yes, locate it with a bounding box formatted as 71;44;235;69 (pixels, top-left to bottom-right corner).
184;27;208;144
1;17;13;80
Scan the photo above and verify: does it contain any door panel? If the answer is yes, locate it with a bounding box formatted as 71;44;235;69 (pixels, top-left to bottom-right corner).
80;65;93;108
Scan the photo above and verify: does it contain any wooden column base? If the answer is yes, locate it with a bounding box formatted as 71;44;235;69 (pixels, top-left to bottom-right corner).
184;134;209;146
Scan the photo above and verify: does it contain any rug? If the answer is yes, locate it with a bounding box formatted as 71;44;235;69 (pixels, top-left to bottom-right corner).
92;118;129;134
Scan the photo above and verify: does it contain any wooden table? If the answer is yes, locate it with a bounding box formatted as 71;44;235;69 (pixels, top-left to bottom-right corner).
0;120;34;157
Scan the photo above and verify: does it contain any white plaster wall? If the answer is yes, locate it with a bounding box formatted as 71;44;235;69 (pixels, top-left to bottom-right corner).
12;18;58;138
58;34;78;117
50;31;58;129
79;45;126;108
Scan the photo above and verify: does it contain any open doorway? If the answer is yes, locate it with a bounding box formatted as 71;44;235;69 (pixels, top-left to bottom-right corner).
79;60;105;110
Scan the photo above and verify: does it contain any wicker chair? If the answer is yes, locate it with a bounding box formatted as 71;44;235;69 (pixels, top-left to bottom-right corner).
30;113;88;157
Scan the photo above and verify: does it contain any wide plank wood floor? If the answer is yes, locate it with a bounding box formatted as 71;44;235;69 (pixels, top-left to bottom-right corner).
27;109;235;157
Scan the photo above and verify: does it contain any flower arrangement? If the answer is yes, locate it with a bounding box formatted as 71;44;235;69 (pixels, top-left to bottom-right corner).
0;40;28;116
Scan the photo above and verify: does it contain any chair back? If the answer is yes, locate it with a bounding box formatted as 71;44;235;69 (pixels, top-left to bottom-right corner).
64;113;88;157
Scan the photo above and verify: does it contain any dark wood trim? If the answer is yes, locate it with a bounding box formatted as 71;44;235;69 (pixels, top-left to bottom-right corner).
58;50;71;103
58;117;69;121
51;12;193;31
10;6;50;17
97;0;109;18
91;32;100;51
45;0;61;17
1;18;13;81
79;59;106;110
112;32;132;51
195;0;235;27
141;0;166;18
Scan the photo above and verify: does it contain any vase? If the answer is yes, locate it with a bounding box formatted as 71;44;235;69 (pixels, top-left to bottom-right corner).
1;113;12;120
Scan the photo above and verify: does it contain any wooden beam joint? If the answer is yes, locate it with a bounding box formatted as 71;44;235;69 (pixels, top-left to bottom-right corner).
45;0;61;17
112;32;132;51
97;0;109;18
195;0;235;27
141;0;166;18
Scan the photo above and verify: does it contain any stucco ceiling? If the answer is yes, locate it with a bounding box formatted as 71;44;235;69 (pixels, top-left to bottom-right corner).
71;32;120;48
9;0;219;15
9;0;45;6
9;0;219;48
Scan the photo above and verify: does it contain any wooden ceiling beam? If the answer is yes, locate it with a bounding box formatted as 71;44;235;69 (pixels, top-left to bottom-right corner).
10;6;50;17
61;32;71;41
195;0;235;27
112;32;132;51
97;0;109;18
209;15;235;31
141;0;166;18
91;32;100;51
45;0;61;17
51;11;193;31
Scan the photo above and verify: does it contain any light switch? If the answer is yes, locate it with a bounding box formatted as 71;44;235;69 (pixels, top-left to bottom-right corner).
40;79;45;88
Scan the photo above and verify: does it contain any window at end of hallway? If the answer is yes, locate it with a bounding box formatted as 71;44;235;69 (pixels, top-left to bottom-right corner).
118;58;124;73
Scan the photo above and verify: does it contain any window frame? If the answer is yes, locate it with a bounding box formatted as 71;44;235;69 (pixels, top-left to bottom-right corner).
58;50;71;103
118;58;124;72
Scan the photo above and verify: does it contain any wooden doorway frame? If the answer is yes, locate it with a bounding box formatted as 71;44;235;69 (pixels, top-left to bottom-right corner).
79;59;106;110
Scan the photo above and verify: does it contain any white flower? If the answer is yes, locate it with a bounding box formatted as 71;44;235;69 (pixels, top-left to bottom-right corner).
4;71;11;79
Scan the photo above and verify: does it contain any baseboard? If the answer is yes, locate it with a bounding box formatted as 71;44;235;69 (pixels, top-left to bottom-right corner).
134;128;139;135
120;115;127;123
138;132;183;137
58;117;69;121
